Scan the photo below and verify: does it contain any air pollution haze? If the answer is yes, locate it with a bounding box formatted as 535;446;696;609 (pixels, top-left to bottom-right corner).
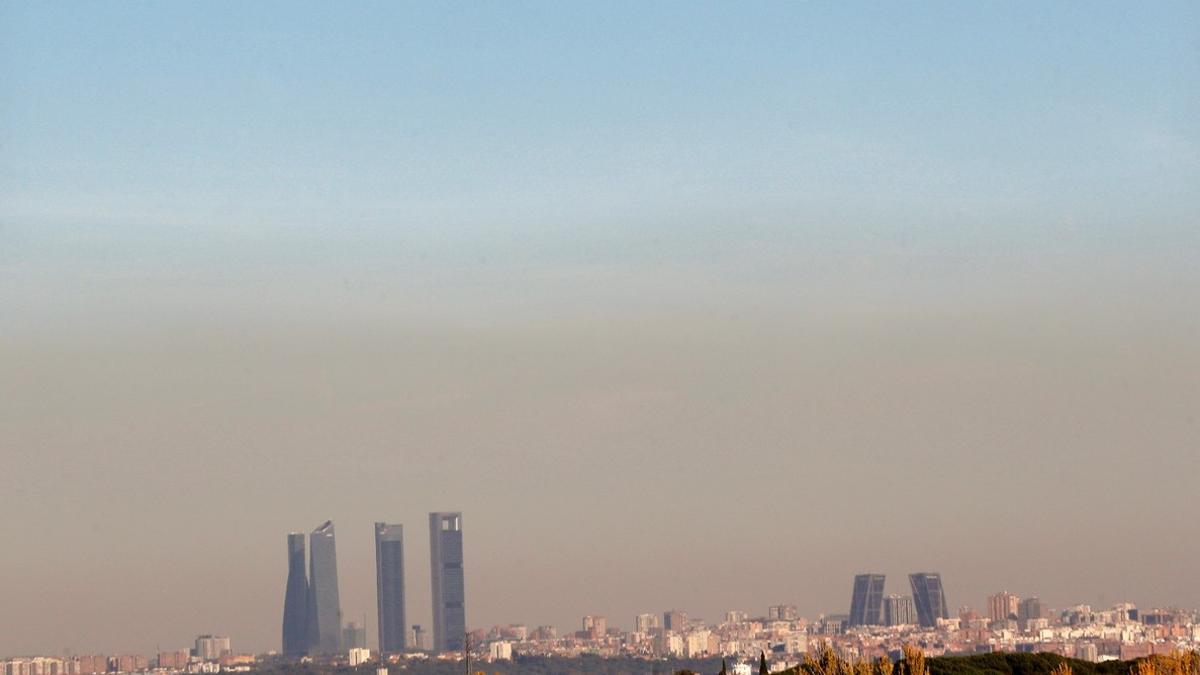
1;0;1198;660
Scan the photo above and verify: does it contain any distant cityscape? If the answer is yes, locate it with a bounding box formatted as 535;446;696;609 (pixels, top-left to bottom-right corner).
4;513;1199;675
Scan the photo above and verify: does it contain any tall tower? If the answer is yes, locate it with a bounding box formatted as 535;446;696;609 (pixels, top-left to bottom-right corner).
307;520;343;654
987;591;1021;622
883;595;916;626
635;613;659;634
848;574;886;626
1018;596;1043;622
375;522;407;654
282;533;310;656
663;609;688;631
908;572;949;628
429;512;465;653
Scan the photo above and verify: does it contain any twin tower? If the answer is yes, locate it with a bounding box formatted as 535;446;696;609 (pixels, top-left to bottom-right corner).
848;572;950;628
282;513;466;657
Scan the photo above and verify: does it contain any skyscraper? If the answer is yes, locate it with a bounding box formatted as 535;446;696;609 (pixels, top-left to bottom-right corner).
908;572;950;628
282;532;309;656
848;574;886;626
883;595;917;626
987;591;1021;622
1018;596;1043;623
582;615;607;639
767;605;798;621
194;636;231;661
429;512;465;653
307;520;343;654
663;610;687;631
375;522;407;654
635;613;659;634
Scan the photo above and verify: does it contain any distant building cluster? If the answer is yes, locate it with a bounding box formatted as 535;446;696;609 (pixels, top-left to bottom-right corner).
281;512;467;661
8;559;1200;674
450;571;1198;671
1;636;242;675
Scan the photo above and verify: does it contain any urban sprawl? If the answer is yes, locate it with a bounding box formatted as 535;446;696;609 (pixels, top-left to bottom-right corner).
6;515;1198;675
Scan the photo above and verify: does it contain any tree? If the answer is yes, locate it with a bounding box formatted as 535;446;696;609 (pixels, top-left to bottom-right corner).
902;645;927;675
879;655;894;675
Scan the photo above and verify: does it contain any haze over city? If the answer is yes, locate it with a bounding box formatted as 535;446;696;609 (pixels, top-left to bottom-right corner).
1;0;1197;660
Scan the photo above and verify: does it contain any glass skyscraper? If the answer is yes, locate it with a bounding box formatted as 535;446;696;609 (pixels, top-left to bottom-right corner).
375;522;407;654
848;573;886;626
307;520;343;654
909;572;950;628
281;532;309;656
429;512;465;653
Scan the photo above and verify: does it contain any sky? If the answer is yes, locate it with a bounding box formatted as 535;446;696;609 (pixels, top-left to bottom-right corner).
1;0;1199;658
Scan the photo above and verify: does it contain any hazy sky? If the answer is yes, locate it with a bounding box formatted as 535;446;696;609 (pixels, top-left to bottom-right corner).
2;1;1198;658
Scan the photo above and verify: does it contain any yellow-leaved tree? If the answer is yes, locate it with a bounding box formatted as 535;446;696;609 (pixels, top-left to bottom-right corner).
901;645;927;675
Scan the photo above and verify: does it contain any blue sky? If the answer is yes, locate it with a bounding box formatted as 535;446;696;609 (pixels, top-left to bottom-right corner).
3;1;1197;268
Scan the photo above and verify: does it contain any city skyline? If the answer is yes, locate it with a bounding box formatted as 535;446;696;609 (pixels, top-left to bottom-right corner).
4;582;1197;661
6;514;1196;657
251;516;1197;659
3;0;1197;659
3;507;1193;656
5;595;1198;668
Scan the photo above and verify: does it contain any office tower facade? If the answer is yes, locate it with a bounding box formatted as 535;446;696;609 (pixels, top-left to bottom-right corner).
582;615;606;639
848;574;886;626
663;610;687;631
75;655;108;674
194;636;231;661
157;650;190;670
282;533;310;656
821;614;849;633
307;521;343;654
909;572;950;628
988;592;1021;622
112;655;150;672
1018;597;1043;622
636;613;660;634
1113;602;1136;622
429;512;466;653
375;522;407;654
768;605;798;621
883;595;917;626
